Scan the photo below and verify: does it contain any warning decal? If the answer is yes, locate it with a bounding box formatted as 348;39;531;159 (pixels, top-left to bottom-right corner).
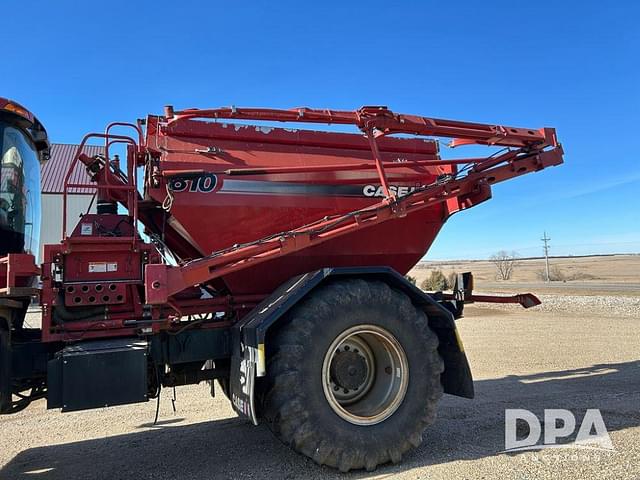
88;262;118;273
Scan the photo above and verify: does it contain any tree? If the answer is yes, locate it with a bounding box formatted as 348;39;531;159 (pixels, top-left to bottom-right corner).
420;270;450;291
405;275;417;285
447;271;458;289
490;251;518;280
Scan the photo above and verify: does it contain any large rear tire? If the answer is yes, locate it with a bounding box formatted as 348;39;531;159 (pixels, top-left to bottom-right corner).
259;279;444;472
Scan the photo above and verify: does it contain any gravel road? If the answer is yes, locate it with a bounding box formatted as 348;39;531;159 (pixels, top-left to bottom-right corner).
1;298;638;480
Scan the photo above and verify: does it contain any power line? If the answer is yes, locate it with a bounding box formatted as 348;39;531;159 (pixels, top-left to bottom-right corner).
541;231;551;282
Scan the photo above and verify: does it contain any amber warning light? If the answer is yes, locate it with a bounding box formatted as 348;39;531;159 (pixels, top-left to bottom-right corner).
1;101;34;122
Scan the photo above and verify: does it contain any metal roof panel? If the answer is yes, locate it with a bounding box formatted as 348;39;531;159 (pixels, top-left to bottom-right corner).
41;143;104;194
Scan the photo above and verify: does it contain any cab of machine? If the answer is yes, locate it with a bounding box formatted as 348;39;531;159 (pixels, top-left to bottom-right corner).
0;98;50;259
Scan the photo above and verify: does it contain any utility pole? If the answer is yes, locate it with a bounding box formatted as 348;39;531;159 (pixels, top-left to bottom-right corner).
541;231;551;282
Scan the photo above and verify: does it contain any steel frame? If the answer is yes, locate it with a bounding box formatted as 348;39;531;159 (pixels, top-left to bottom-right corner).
41;105;563;333
0;254;40;298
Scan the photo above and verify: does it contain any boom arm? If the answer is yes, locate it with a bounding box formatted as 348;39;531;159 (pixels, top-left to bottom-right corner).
165;105;557;149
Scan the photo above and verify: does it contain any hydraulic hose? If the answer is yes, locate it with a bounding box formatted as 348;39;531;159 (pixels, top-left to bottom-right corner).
51;295;106;324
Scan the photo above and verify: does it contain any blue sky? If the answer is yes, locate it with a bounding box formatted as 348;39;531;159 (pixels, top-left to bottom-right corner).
2;1;638;259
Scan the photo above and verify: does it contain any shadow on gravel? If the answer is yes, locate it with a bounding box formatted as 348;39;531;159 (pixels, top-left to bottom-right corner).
136;417;186;429
2;360;639;480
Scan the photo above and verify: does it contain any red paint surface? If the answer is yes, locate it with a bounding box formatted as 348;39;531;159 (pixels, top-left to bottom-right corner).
143;116;453;294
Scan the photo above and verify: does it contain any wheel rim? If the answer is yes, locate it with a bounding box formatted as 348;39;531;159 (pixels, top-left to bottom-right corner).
322;324;409;425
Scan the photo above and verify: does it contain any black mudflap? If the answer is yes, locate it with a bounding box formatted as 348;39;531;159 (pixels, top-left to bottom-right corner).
229;327;258;425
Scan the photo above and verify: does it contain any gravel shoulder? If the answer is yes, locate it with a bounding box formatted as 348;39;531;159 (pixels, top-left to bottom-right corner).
472;293;640;318
1;297;639;480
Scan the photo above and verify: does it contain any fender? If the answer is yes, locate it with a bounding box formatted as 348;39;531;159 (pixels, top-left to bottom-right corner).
229;266;474;424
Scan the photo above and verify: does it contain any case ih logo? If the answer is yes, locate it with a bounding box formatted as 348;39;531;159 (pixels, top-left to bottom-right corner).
363;184;421;198
168;173;217;193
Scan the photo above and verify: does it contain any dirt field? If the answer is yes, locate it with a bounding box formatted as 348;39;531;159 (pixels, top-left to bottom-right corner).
1;295;638;479
413;254;640;297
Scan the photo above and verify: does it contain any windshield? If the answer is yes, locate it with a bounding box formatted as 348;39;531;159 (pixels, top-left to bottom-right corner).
0;121;41;258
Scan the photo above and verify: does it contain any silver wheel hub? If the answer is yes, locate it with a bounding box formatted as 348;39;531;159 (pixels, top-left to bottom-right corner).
322;325;409;425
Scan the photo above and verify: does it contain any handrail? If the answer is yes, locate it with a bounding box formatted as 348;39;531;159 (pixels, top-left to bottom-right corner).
62;133;138;239
105;122;144;149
